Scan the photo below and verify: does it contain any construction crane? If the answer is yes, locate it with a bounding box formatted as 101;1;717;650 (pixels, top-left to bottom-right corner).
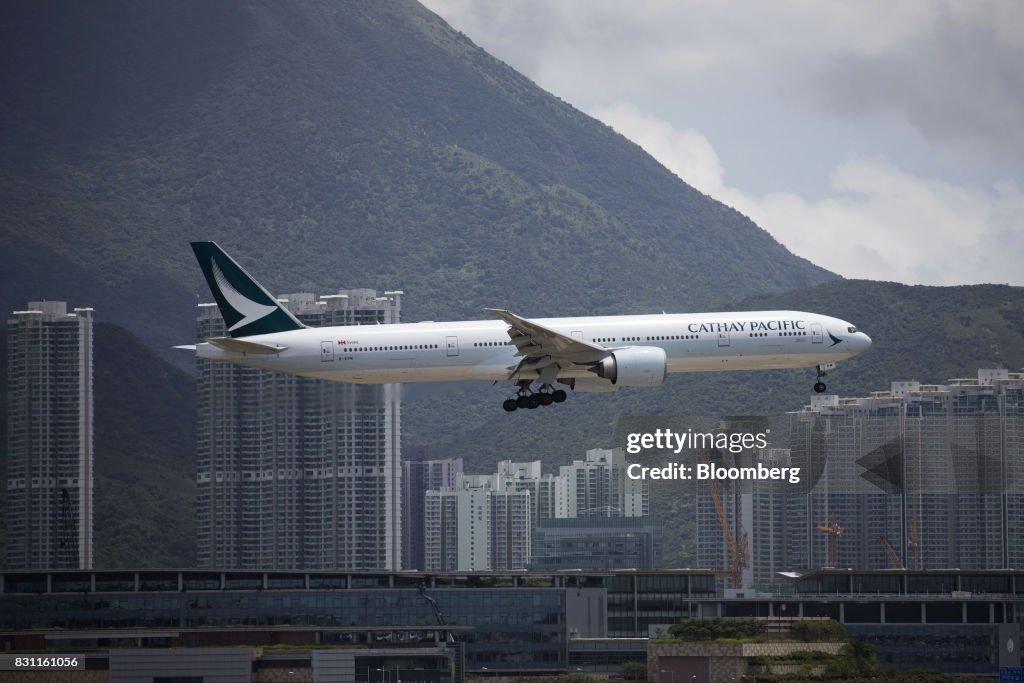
418;585;454;643
418;585;464;683
907;499;921;570
874;535;904;569
815;512;843;567
705;476;747;588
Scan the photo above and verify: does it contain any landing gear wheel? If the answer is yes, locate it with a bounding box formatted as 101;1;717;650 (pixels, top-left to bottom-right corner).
502;398;519;412
526;394;542;409
552;389;567;403
813;364;831;394
516;395;531;409
538;393;554;406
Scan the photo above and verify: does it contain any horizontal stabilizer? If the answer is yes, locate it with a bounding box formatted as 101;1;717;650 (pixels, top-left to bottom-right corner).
206;337;288;355
173;344;197;351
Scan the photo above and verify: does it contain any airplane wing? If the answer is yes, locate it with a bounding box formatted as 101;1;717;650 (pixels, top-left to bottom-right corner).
484;309;608;375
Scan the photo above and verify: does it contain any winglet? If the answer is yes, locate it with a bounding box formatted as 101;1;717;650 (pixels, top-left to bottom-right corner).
190;241;306;338
483;307;519;326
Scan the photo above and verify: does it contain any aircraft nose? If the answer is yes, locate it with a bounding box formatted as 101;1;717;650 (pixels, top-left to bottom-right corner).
858;332;872;351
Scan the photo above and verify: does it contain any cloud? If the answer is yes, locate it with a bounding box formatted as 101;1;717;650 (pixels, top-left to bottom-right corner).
594;103;724;192
423;1;1024;285
811;2;1024;165
424;1;1024;167
594;103;1024;286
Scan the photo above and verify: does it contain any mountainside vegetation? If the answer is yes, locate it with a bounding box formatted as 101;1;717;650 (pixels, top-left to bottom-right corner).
0;0;832;364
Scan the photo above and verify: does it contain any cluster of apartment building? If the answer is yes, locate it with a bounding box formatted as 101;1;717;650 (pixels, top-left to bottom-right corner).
4;295;1023;589
697;368;1024;587
409;450;653;572
3;295;654;575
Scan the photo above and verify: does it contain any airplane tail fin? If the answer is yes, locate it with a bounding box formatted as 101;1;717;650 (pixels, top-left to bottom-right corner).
190;241;306;338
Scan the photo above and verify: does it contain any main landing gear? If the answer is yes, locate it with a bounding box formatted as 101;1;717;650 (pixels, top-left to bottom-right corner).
502;382;567;412
814;364;829;393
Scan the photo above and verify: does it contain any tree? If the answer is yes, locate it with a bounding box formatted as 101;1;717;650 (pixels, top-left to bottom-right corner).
620;662;646;681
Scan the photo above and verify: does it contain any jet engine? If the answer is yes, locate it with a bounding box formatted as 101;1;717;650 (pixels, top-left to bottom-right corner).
588;346;667;387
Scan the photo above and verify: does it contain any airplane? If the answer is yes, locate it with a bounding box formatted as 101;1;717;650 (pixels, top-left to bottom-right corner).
179;242;872;412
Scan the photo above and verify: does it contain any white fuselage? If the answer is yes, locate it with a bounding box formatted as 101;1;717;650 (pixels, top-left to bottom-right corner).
196;310;872;385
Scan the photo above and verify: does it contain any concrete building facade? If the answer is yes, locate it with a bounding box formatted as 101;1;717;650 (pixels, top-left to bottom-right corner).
559;448;648;518
4;301;94;570
531;516;661;569
424;474;532;572
402;456;463;570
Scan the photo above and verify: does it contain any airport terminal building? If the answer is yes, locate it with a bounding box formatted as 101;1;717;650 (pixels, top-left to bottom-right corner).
1;568;1021;679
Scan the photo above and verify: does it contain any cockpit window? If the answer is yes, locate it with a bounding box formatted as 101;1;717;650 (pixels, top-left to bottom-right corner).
847;326;857;333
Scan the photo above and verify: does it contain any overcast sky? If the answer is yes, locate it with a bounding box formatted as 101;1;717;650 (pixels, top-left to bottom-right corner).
421;0;1024;286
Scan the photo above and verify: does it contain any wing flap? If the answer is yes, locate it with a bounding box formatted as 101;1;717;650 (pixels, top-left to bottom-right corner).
484;308;607;360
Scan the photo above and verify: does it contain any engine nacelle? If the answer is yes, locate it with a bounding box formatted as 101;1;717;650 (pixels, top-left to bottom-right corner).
589;346;667;387
567;376;621;393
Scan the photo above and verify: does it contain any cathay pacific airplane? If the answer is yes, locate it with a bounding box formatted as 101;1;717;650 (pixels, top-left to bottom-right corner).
179;242;872;412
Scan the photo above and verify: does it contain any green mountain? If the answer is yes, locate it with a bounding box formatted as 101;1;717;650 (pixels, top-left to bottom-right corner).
0;0;832;363
0;323;196;568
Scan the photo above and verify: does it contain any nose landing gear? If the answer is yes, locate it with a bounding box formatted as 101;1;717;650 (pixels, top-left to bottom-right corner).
813;363;834;393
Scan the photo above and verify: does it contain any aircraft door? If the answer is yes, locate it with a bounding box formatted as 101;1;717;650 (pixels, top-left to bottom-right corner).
571;330;583;340
320;341;335;362
717;330;730;347
445;336;460;356
811;323;823;344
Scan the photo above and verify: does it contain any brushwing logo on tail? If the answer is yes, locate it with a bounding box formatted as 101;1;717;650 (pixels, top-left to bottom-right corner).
211;259;277;332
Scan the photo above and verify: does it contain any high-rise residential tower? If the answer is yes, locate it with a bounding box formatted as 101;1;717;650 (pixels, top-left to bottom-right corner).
559;448;648;518
5;301;94;570
424;473;532;572
401;455;463;570
196;289;402;570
